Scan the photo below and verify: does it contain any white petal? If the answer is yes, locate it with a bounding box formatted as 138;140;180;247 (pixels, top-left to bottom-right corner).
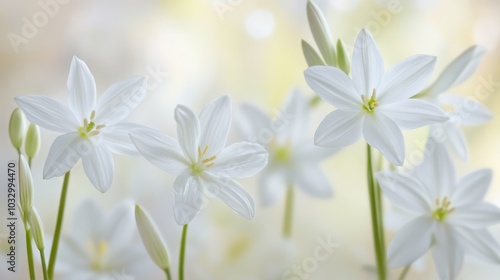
172;171;204;225
455;228;500;264
378;55;436;103
238;104;271;142
175;105;200;163
94;76;147;125
102;122;147;156
387;215;434;268
427;45;487;96
207;142;268;178
351;29;384;96
67;56;96;120
412;142;455;198
43;132;87;179
377;171;432;214
442;123;469;161
204;176;255;219
82;143;114;192
438;94;492;126
198;96;231;156
129;128;188;175
451;169;492;207
279;89;310;144
105;201;135;253
447;203;500;229
295;139;339;163
432;224;464;280
293;165;332;198
15;96;79;133
304;66;360;109
363;113;405;166
381;99;448;129
258;166;287;206
314;110;363;148
70;199;105;243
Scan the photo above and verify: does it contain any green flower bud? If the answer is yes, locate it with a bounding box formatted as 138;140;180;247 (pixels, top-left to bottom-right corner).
336;38;350;75
307;0;336;66
29;207;45;250
25;124;41;159
302;40;325;67
135;204;170;270
9;108;26;151
19;154;34;223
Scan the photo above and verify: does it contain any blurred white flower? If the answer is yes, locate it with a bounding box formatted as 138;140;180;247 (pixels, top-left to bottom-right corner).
420;45;491;160
130;96;268;225
377;143;500;280
15;56;147;192
56;199;151;280
304;29;448;166
239;89;336;205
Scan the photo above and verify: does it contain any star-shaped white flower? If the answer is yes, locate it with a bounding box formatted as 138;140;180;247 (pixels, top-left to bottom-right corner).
56;199;152;280
419;45;492;160
129;96;268;225
15;56;147;192
239;89;336;205
304;29;449;166
377;143;500;280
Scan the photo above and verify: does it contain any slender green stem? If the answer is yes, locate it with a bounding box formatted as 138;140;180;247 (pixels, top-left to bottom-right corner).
47;171;71;280
283;184;294;238
398;265;411;280
40;249;49;280
25;228;36;280
367;144;386;280
179;224;188;280
164;268;172;280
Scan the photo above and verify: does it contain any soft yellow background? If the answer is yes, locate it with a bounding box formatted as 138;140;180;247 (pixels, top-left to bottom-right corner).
1;0;500;279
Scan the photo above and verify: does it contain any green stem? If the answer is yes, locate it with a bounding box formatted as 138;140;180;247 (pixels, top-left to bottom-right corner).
398;265;411;280
40;249;49;280
164;268;172;280
367;144;386;280
283;184;294;238
47;171;71;280
25;228;36;280
179;224;188;280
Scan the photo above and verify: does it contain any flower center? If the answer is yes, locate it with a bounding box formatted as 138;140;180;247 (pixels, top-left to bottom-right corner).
78;110;105;138
190;145;216;174
87;239;109;271
441;103;456;113
362;89;379;113
432;197;455;222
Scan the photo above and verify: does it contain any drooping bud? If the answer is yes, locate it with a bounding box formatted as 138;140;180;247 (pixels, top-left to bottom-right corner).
19;154;34;223
29;207;45;250
25;124;41;159
9;108;26;151
135;204;170;270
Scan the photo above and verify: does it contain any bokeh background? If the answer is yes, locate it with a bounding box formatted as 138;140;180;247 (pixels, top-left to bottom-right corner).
1;0;500;279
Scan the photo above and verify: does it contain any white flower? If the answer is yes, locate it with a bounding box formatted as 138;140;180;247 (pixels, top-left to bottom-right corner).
304;29;448;166
56;199;152;280
15;56;147;192
377;143;500;280
419;45;491;160
130;96;268;225
239;89;336;205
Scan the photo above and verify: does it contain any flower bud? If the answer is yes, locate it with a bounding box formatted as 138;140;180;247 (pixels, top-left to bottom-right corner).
19;154;34;222
307;0;336;66
135;204;170;270
336;38;350;75
9;108;26;151
25;124;41;159
29;207;45;250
